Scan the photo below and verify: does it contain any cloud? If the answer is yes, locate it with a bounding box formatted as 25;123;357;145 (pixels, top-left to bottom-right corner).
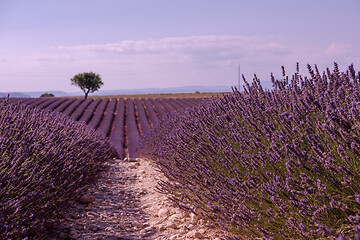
34;54;75;62
54;35;290;62
325;43;351;55
2;35;359;92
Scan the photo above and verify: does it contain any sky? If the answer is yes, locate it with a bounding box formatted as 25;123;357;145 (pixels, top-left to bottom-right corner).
0;0;359;93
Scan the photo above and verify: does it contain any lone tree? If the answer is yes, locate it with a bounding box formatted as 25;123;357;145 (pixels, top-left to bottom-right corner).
70;72;103;99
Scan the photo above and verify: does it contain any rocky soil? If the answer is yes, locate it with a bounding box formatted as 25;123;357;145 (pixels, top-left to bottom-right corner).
56;158;225;240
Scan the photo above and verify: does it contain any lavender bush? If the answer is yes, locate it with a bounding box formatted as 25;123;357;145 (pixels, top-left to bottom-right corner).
139;63;360;239
0;100;117;239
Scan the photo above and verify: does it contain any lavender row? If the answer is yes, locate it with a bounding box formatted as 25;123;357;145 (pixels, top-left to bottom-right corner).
69;99;92;120
36;98;57;109
53;98;77;113
79;98;102;124
148;98;167;119
164;98;185;112
157;98;174;113
0;99;117;239
27;97;49;108
88;98;109;129
141;98;160;126
183;97;204;106
44;98;68;111
176;98;197;108
134;98;151;135
9;97;35;105
138;63;360;239
110;98;126;159
126;99;141;158
97;98;117;137
63;98;85;116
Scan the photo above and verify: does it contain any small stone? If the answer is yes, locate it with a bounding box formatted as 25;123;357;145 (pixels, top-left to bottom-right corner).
167;222;177;229
86;212;99;218
142;226;156;233
105;226;113;231
65;217;76;222
187;230;203;239
198;229;206;234
190;213;200;223
129;164;137;169
169;234;180;240
132;222;143;228
88;224;103;232
78;195;96;204
69;229;79;239
158;225;167;231
141;232;153;238
187;223;195;230
168;214;182;223
157;209;171;218
183;211;190;218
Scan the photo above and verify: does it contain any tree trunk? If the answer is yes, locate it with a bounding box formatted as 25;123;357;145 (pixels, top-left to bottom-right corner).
84;90;90;99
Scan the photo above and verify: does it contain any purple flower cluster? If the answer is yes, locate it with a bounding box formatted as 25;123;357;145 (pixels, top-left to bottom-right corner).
138;63;360;239
0;100;117;239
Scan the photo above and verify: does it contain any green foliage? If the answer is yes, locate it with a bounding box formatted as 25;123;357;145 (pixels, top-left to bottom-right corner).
40;93;55;97
70;72;103;99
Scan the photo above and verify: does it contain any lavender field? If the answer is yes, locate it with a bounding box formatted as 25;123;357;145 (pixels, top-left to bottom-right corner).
0;96;203;238
2;63;360;239
9;97;203;159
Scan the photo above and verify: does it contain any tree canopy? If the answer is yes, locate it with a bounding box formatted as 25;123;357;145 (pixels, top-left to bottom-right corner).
40;93;55;97
70;72;103;99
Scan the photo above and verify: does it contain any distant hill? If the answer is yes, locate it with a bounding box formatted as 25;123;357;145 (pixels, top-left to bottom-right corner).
4;85;232;98
93;85;232;96
0;92;31;98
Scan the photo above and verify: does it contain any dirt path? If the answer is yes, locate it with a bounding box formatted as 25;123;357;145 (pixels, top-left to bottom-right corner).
57;158;225;240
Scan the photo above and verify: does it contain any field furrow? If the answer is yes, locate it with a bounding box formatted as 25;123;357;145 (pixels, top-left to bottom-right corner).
79;98;102;124
97;98;117;137
142;98;160;126
10;97;203;158
88;98;109;129
134;98;151;135
53;98;77;113
61;98;83;116
148;98;167;118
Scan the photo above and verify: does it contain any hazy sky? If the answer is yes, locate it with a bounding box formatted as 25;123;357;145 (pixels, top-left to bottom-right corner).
0;0;359;92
